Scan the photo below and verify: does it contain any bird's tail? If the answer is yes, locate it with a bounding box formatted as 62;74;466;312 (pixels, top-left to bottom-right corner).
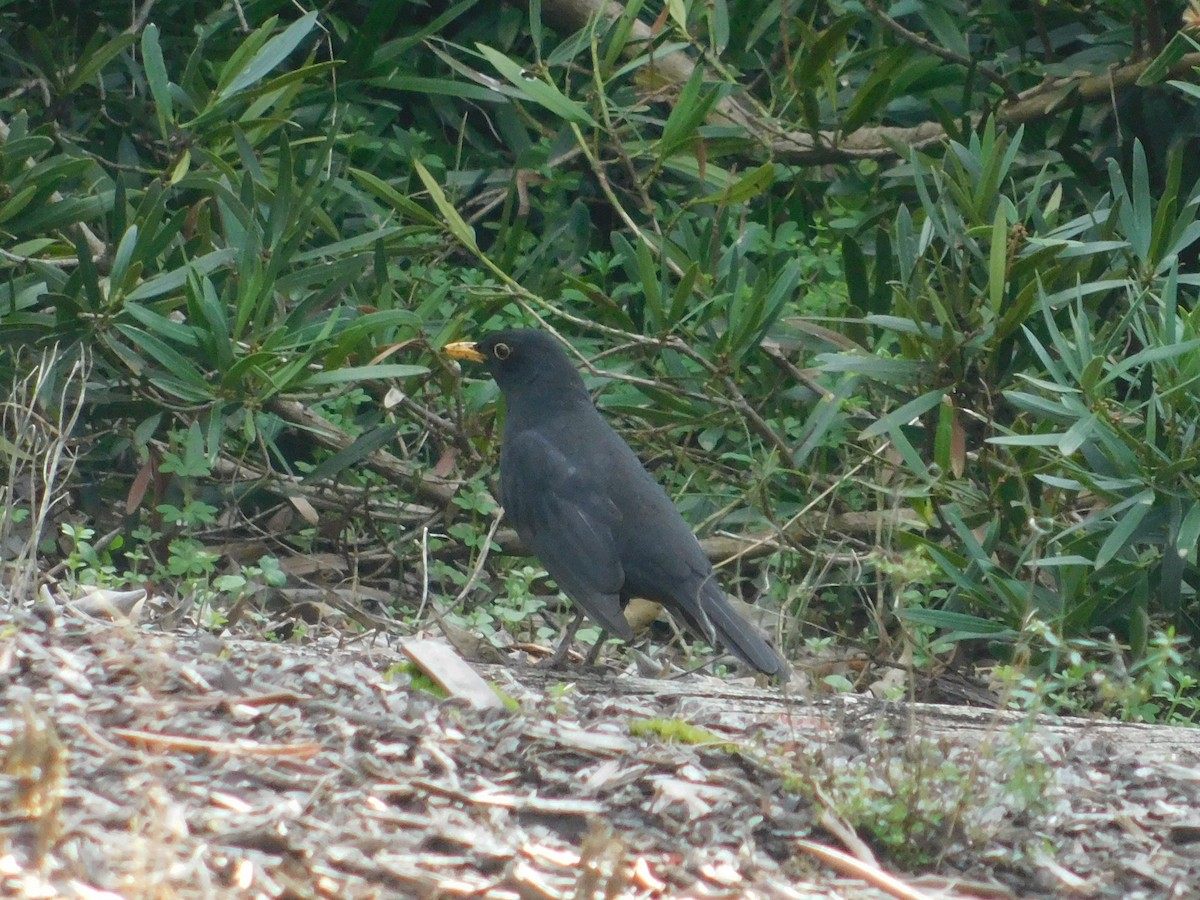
687;580;787;679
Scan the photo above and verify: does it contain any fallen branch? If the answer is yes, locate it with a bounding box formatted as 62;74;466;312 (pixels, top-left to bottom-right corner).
267;397;458;507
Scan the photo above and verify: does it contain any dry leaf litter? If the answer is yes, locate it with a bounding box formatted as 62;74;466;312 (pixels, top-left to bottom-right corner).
2;608;1200;899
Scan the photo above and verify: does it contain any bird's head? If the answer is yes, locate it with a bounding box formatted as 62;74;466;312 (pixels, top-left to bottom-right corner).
445;329;588;401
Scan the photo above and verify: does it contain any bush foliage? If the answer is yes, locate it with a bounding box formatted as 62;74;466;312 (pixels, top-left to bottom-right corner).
2;0;1200;715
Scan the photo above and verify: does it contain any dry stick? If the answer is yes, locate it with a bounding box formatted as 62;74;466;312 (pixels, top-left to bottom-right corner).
110;727;323;759
511;296;797;461
540;0;944;163
417;525;433;623
449;509;505;609
514;305;798;463
126;0;158;34
391;389;480;465
208;454;436;524
651;334;792;460
810;781;880;867
569;123;686;280
761;341;835;401
267;397;457;507
188;690;312;709
999;50;1200;124
712;451;876;570
586;34;665;239
418;512;507;655
508;299;719;404
12;351;89;594
796;839;936;900
0;247;79;267
550;0;1200;161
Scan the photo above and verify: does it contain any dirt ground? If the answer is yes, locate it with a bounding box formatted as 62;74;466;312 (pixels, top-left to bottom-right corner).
3;608;1200;899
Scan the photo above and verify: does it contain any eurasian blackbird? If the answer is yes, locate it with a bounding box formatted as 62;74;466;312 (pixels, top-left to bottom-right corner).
446;329;786;678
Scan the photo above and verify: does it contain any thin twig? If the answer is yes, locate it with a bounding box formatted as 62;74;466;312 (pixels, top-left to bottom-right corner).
110;728;324;758
863;1;1019;100
0;247;79;267
450;509;505;609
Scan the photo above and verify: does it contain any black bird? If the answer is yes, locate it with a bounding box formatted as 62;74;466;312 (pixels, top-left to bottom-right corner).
445;329;786;678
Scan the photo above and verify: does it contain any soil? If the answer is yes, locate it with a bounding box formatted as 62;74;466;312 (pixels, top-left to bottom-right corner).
3;608;1200;899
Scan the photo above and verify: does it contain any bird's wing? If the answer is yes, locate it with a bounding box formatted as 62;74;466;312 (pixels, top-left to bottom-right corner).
501;429;634;640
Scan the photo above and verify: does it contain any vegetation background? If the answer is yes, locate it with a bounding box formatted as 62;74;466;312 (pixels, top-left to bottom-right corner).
3;0;1200;722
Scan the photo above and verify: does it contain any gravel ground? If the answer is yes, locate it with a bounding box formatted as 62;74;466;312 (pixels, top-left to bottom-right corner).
3;608;1200;899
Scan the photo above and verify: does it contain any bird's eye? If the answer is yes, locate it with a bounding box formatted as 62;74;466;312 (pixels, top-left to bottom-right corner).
493;342;511;360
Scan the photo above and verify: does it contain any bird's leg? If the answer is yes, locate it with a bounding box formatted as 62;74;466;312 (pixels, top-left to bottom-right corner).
583;629;609;667
542;608;587;668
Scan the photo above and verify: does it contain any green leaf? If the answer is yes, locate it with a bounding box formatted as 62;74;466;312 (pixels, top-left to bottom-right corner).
750;258;802;350
988;206;1007;312
842;77;892;134
109;225;140;291
658;67;719;158
1136;30;1199;85
917;5;969;57
332;310;424;349
1094;489;1155;569
302;425;402;483
1175;502;1200;564
793;381;855;468
695;164;775;206
305;364;430;386
666;262;700;328
348;168;440;227
1057;412;1097;455
66;33;137;92
1100;338;1200;387
125;249;237;302
142;24;173;137
411;159;480;254
665;0;687;30
635;241;663;331
113;324;210;393
476;44;596;125
1168;79;1200;99
17;195;111;234
893;607;1017;640
218;11;318;101
187;272;234;370
368;74;501;103
934;394;955;474
222;351;281;389
842;49;908;133
0;184;40;225
1033;555;1092;567
987;433;1069;447
860;388;945;440
816;352;927;384
797;17;857;86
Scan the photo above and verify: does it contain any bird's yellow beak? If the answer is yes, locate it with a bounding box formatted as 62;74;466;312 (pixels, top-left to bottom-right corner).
444;340;486;363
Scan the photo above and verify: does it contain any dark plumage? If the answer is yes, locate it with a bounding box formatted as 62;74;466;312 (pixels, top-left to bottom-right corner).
445;329;786;678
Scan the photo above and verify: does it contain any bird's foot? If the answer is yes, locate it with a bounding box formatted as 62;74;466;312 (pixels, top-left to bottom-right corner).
535;642;575;669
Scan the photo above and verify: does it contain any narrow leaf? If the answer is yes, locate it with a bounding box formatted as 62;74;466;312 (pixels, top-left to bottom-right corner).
305;364;430;386
218;11;318;101
476;45;596;125
142;24;173;137
412;159;480;253
1094;490;1154;569
988;206;1006;312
